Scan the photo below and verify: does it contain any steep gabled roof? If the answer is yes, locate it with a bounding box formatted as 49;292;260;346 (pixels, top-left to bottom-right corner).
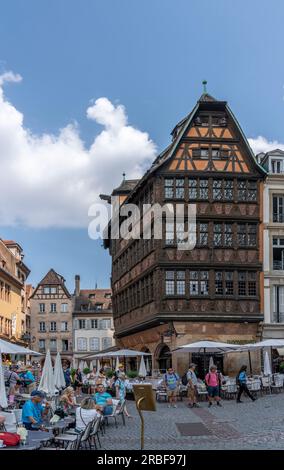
31;268;71;298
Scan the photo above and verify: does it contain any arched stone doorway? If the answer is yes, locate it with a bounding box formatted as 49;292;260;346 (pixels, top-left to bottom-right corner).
156;344;172;373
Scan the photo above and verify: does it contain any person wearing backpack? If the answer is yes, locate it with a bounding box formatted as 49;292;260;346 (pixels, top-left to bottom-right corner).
163;367;180;408
205;365;222;407
236;365;256;403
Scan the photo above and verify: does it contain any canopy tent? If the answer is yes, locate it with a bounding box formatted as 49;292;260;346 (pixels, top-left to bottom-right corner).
85;349;152;359
38;350;56;396
54;352;66;390
174;340;240;376
174;340;240;353
138;355;147;377
0;350;8;408
0;338;41;355
238;339;284;375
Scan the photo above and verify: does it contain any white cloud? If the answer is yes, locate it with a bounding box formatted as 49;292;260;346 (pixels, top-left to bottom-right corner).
0;72;156;228
248;136;284;155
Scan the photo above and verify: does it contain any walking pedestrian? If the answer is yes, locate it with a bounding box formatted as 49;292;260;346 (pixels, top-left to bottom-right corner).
187;363;199;408
205;365;222;407
236;365;256;403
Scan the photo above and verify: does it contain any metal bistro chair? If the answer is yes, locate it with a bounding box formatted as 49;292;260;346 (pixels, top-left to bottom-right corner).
156;387;168;402
271;374;284;394
260;376;272;395
104;399;124;428
225;382;238;400
89;417;102;449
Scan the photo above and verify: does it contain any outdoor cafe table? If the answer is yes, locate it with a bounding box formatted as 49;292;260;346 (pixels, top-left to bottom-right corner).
0;430;54;451
44;417;75;434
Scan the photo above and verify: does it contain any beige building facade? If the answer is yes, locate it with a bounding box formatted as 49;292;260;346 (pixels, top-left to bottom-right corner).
30;269;73;363
0;239;30;346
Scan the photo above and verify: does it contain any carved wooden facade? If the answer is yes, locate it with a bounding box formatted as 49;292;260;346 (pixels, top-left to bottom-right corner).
103;93;266;372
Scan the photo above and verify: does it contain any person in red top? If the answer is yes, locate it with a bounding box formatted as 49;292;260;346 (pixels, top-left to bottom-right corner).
205;365;222;407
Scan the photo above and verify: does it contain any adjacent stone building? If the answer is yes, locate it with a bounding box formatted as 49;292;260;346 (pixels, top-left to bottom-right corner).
259;149;284;340
30;269;73;363
102;91;266;375
0;239;30;346
73;275;114;365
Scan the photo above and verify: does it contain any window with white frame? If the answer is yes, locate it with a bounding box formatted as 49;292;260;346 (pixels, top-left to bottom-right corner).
91;319;98;329
273;195;284;223
61;303;68;313
273;237;284;270
102;337;112;349
79;319;86;329
271;159;283;174
61;321;68;332
39;339;45;350
50;303;57;313
39;321;45;332
39;303;45;313
50;321;57;331
77;337;87;351
273;286;284;323
50;338;57;351
89;337;100;351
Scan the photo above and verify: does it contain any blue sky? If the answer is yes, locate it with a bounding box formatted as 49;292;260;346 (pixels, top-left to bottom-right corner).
0;0;284;291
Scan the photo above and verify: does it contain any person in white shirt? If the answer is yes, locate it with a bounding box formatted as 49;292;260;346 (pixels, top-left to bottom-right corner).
75;397;100;432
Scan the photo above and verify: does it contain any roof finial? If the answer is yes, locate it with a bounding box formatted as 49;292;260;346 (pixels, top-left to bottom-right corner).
202;80;207;93
122;172;126;181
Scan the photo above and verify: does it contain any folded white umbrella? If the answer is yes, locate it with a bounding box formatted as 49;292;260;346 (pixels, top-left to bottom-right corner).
0;350;8;408
72;357;76;369
138;356;147;377
54;352;66;390
83;361;88;371
79;361;84;371
38;350;56;396
89;361;94;370
115;357;120;371
264;351;272;376
97;359;101;371
209;356;214;369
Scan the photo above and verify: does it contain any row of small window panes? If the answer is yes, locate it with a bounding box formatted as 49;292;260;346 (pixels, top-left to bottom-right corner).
165;222;257;247
39;321;68;331
164;178;257;201
191;147;229;159
43;286;57;294
77;318;112;329
39;303;68;313
194;115;227;127
165;270;257;296
39;339;69;350
116;273;154;314
113;238;154;278
77;336;112;352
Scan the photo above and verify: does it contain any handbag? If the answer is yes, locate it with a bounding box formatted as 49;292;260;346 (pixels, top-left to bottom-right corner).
4;373;13;388
0;432;21;446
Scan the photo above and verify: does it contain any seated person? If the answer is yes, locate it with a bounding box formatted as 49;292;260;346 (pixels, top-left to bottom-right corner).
93;384;113;416
20;367;36;393
75;397;100;432
22;390;50;430
59;386;76;413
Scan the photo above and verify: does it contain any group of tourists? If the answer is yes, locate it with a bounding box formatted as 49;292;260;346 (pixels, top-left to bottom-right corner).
163;363;257;408
4;364;36;403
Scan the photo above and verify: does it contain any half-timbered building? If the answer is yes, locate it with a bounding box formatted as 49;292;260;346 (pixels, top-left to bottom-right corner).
102;91;266;375
30;269;73;364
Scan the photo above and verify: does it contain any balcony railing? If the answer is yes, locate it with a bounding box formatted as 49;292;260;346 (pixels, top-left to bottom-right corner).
273;213;284;223
273;260;284;270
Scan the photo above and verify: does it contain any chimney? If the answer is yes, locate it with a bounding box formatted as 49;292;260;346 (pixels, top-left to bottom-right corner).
75;275;80;297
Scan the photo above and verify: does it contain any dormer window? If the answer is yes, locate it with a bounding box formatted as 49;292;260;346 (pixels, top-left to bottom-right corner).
271;159;283;174
105;293;111;299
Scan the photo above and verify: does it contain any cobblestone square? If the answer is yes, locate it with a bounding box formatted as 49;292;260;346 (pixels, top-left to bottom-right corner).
100;395;284;450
